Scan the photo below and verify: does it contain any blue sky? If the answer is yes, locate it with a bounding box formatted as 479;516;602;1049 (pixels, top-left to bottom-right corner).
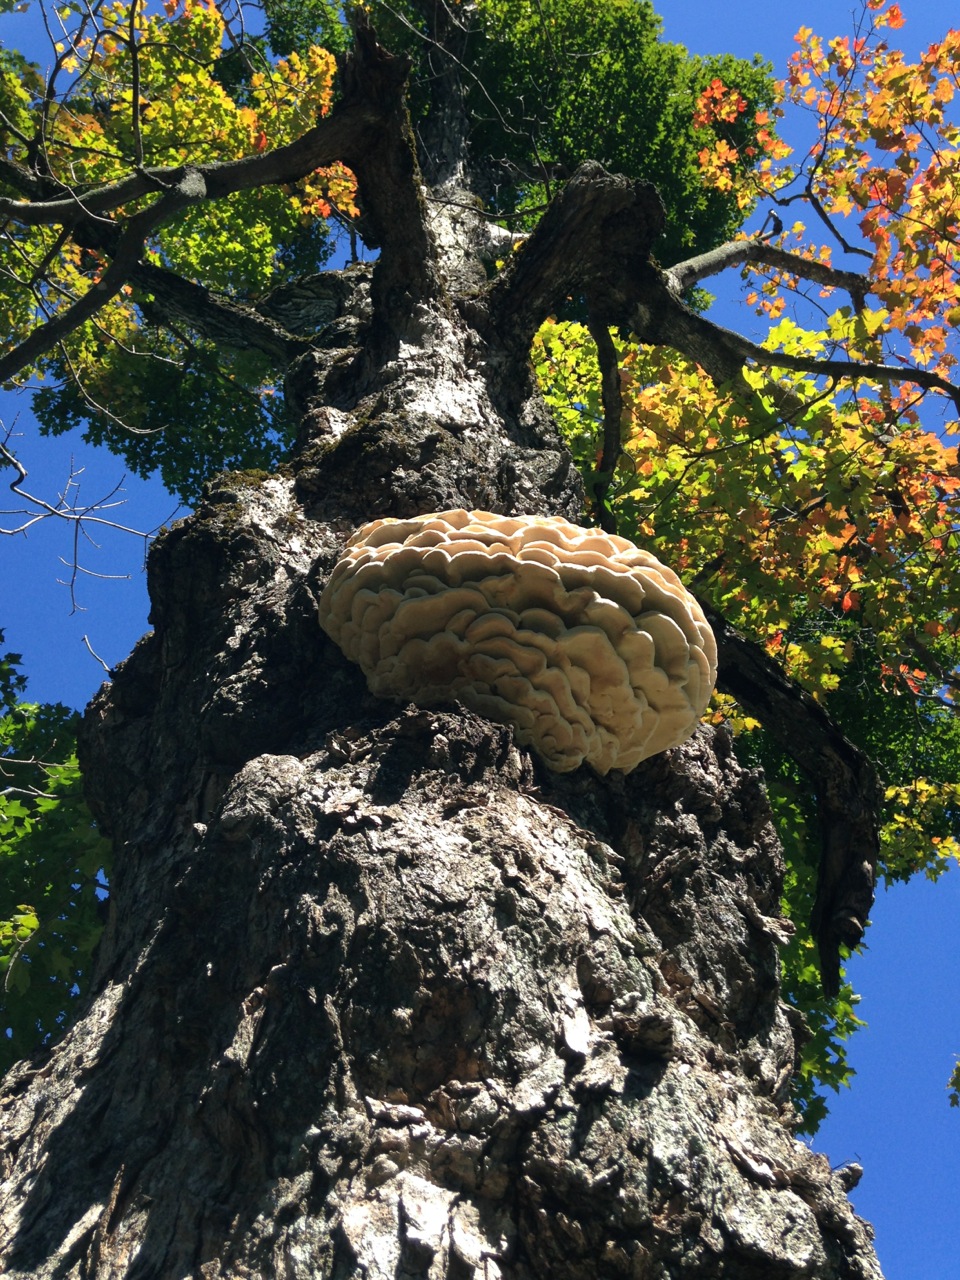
1;4;959;1277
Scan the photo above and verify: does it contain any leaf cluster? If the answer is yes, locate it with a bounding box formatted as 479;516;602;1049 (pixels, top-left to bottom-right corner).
459;0;778;265
699;1;960;391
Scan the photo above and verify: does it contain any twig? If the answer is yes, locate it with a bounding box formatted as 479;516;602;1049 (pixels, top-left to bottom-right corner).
81;634;114;676
0;435;180;611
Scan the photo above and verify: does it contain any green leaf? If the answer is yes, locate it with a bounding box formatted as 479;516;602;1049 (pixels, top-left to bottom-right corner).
0;634;111;1076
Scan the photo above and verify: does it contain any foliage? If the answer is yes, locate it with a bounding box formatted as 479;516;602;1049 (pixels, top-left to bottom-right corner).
0;0;779;497
33;340;296;504
0;634;111;1075
0;1;783;497
535;321;960;1126
697;0;959;389
0;0;356;501
456;0;779;265
260;0;348;57
229;0;780;267
532;0;960;1129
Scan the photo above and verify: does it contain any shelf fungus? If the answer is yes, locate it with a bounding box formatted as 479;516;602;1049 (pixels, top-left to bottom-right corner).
318;510;718;774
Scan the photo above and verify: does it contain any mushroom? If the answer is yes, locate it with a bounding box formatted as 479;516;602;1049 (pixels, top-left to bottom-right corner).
318;509;717;774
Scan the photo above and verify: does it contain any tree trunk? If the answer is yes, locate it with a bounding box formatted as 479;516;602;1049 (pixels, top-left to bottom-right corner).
0;27;882;1280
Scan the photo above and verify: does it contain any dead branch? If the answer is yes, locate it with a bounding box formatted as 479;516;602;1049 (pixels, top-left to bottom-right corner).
1;436;179;611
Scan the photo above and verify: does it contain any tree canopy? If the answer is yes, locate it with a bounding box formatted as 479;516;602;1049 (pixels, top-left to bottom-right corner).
2;0;959;1132
0;0;774;500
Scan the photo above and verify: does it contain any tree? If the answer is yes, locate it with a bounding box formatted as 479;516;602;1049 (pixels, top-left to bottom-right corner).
1;0;775;500
3;0;953;1272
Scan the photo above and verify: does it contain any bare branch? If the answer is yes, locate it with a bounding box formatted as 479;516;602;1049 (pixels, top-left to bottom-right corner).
666;238;871;311
0;435;179;611
55;339;168;437
82;634;114;676
0;439;170;540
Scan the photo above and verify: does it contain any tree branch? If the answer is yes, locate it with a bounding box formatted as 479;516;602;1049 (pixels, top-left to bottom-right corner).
484;165;960;422
0;175;207;385
698;598;882;996
0;99;378;230
761;348;960;410
335;16;443;332
585;315;622;534
629;273;960;415
1;437;173;612
0;25;423;384
665;239;871;311
485;162;665;348
0;154;45;202
127;261;309;364
784;179;874;262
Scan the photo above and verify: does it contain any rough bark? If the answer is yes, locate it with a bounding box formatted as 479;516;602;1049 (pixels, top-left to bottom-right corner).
0;21;883;1280
0;467;880;1279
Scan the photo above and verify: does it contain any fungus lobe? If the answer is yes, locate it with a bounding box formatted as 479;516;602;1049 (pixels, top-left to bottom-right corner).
318;510;717;774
